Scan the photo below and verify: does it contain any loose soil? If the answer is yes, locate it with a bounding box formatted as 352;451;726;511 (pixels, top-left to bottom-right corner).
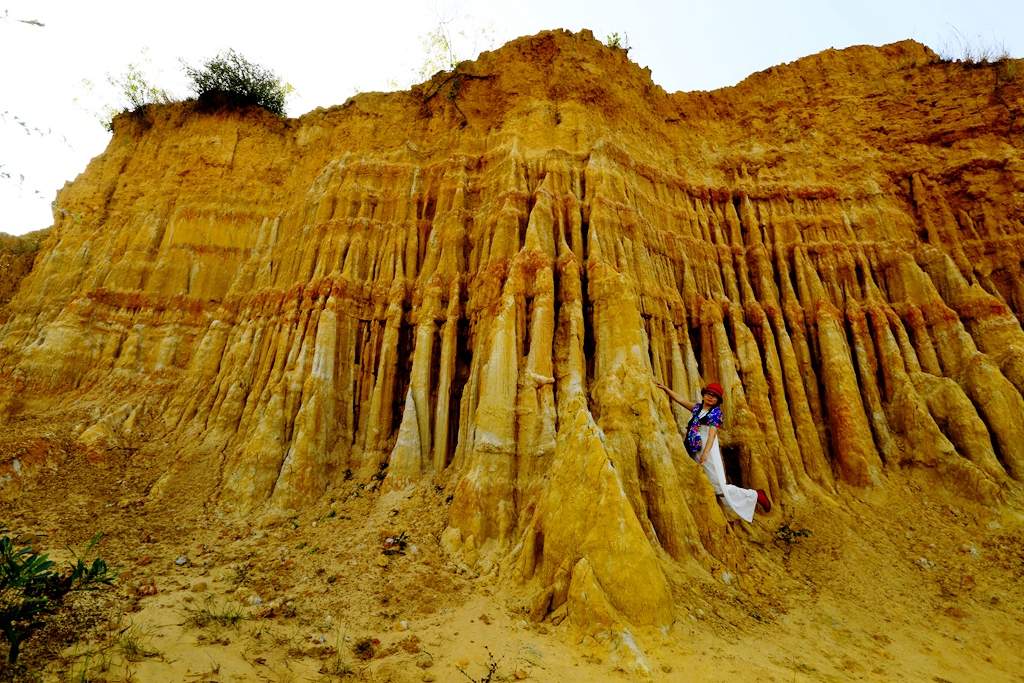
2;416;1022;682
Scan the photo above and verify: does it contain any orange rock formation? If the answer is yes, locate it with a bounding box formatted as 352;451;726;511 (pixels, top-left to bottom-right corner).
2;30;1023;651
0;230;45;313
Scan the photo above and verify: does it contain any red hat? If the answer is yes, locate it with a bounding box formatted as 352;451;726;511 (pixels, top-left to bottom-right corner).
703;383;724;400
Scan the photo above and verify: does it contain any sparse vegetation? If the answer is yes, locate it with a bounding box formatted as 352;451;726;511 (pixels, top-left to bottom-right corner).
317;628;355;678
229;562;252;586
996;59;1019;86
84;51;176;131
0;530;115;666
457;646;501;683
188;658;222;681
416;15;496;82
937;28;1011;66
90;48;292;130
418;19;460;80
184;49;290;116
116;624;161;662
320;654;355;677
108;63;173;115
605;32;631;52
66;649;116;682
184;597;246;629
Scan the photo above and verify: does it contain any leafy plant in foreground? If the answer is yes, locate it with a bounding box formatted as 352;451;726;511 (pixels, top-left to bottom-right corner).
0;531;115;665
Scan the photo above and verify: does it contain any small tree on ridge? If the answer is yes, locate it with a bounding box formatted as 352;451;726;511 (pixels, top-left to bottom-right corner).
184;49;290;116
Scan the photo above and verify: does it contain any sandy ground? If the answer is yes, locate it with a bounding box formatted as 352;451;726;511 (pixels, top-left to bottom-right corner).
2;416;1024;682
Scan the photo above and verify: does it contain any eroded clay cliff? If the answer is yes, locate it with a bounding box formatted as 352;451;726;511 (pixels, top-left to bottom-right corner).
2;30;1023;646
0;229;47;314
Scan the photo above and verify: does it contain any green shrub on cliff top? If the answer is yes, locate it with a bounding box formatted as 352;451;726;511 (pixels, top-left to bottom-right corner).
111;62;173;113
184;49;290;116
93;55;174;131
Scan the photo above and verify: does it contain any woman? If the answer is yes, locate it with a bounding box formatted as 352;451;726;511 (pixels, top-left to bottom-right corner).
656;380;772;522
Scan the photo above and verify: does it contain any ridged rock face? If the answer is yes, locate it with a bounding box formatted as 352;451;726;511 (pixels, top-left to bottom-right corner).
0;230;46;314
2;30;1024;633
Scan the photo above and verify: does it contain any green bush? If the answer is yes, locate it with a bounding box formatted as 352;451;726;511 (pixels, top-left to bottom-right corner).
605;32;630;51
184;49;289;116
0;531;115;665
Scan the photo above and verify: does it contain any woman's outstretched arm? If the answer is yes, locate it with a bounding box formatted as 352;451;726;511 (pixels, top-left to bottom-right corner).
655;381;696;410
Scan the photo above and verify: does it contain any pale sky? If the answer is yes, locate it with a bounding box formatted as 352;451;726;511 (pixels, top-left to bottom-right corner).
2;0;1021;235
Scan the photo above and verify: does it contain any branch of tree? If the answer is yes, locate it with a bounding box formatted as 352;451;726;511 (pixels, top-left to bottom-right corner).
419;70;494;127
421;70;493;103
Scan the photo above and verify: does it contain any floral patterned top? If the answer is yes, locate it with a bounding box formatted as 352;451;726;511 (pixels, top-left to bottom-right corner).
685;403;723;456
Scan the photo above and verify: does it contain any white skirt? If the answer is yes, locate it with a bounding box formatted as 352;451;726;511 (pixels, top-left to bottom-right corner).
699;426;758;523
